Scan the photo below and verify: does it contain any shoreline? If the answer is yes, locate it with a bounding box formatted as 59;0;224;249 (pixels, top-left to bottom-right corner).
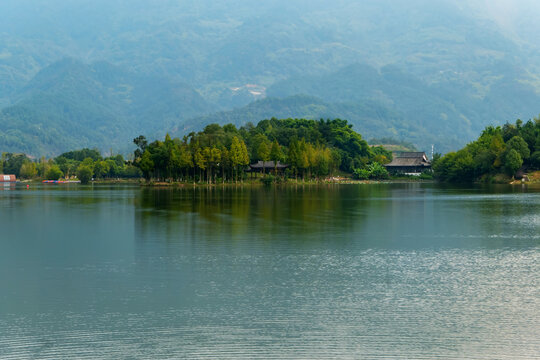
17;171;540;186
138;177;437;187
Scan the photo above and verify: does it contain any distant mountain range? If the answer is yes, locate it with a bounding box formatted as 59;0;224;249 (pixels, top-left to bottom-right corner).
266;63;540;151
0;0;539;155
0;59;212;155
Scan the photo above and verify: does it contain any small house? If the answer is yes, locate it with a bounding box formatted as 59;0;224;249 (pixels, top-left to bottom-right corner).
384;152;431;175
248;161;288;173
0;175;17;182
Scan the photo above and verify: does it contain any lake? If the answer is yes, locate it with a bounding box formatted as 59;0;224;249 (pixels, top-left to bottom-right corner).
0;183;539;359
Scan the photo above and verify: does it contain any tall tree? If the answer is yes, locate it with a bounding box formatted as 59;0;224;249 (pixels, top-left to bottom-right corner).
139;150;154;180
194;148;206;182
269;140;283;174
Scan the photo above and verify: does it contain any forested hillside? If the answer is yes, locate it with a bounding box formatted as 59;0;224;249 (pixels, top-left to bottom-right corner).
0;59;212;155
0;0;539;156
179;95;438;149
267;63;540;151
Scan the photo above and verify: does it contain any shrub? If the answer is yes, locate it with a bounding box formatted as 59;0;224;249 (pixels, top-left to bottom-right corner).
77;165;93;184
45;165;63;180
260;175;275;186
367;162;389;179
418;172;434;180
353;168;370;180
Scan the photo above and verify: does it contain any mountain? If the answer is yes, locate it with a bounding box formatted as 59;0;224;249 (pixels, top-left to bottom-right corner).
178;95;446;150
0;0;539;154
0;58;212;155
267;63;540;152
1;0;539;104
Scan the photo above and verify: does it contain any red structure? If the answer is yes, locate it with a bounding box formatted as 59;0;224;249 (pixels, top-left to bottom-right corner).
0;175;17;182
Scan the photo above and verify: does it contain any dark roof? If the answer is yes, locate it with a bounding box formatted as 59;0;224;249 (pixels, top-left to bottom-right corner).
399;152;429;159
385;152;431;167
385;158;431;167
249;161;289;169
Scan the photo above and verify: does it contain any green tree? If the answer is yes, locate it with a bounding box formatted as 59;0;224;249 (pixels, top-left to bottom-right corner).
58;148;101;162
2;153;29;177
297;139;310;180
502;122;519;142
178;144;194;180
133;135;148;161
81;157;95;170
45;165;63;180
194;148;206;182
506;136;530;160
55;157;79;178
314;147;331;177
36;157;49;178
269;140;283;174
77;165;93;184
230;136;249;182
93;160;111;179
105;159;119;178
121;165;142;178
452;150;475;182
504;149;522;176
139;150;154;180
210;147;222;183
433;150;475;182
257;141;270;162
530;151;540;168
19;161;37;179
287;139;300;180
489;133;505;169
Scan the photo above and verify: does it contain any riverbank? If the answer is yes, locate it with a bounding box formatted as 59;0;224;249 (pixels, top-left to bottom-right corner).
510;170;540;185
17;176;436;187
139;177;436;187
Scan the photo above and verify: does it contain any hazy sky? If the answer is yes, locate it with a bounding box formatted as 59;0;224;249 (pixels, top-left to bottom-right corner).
459;0;540;42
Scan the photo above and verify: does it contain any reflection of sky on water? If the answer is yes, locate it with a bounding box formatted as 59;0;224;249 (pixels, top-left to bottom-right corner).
0;184;538;359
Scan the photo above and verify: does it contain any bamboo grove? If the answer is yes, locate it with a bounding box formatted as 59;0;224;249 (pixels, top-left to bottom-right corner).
132;118;393;183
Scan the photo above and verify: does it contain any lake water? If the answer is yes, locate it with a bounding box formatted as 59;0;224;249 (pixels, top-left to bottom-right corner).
0;183;539;359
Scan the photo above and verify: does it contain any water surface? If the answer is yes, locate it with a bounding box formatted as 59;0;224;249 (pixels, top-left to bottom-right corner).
0;183;539;359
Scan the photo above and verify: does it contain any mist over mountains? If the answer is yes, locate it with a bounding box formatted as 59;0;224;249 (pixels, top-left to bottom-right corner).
0;0;539;156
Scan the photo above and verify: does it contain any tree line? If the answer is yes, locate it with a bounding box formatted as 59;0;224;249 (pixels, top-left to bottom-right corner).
433;117;540;182
0;148;141;184
133;118;392;183
1;118;393;184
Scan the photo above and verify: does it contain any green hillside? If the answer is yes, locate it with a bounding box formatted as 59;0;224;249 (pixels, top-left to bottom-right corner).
1;0;539;106
177;95;451;151
0;59;212;155
0;1;539;155
267;63;540;151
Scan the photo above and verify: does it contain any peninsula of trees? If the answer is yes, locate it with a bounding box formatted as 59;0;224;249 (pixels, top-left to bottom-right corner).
432;117;540;182
133;118;393;183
